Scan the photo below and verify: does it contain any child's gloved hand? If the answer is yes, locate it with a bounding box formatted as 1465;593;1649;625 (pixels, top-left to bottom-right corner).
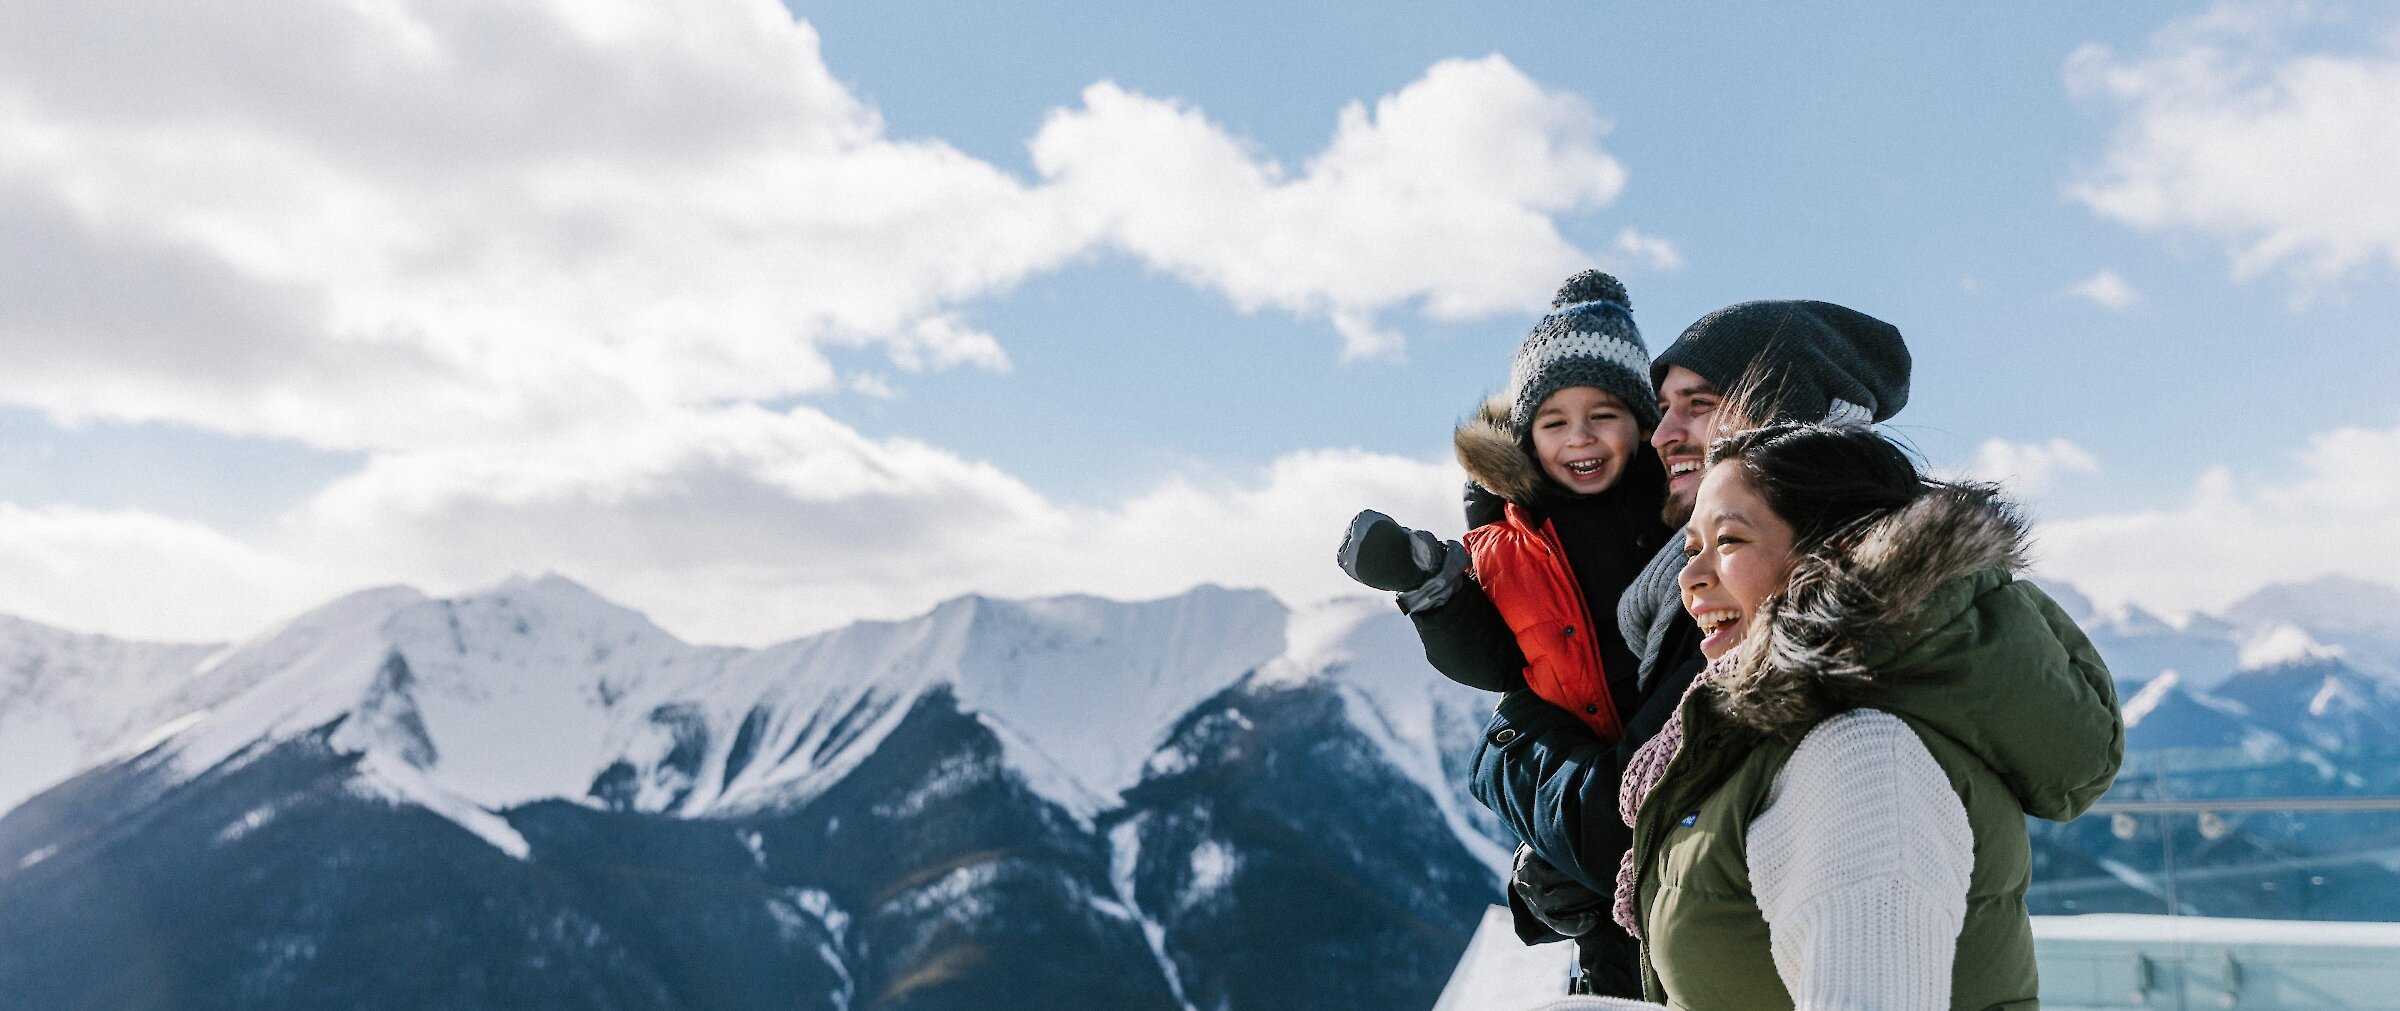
1337;510;1470;613
1336;510;1443;591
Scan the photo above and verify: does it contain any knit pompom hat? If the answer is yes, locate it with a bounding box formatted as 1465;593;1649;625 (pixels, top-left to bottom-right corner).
1651;300;1911;425
1507;270;1659;435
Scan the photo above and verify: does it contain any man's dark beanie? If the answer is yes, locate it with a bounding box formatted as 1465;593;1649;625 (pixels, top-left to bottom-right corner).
1651;300;1910;424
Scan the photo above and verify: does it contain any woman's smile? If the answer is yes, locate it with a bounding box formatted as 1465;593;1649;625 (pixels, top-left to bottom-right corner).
1690;606;1743;654
1678;462;1799;659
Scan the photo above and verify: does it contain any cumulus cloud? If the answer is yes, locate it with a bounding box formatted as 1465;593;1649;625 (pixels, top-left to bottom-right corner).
218;406;1463;643
2068;2;2400;284
0;504;335;641
0;3;1640;444
1613;228;1682;271
0;1;1063;449
1962;437;2103;498
2070;269;2138;309
1029;56;1630;360
2035;423;2400;617
0;0;1653;643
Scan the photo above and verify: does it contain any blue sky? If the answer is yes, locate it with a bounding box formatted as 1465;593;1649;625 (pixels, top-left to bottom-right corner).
1;0;2396;643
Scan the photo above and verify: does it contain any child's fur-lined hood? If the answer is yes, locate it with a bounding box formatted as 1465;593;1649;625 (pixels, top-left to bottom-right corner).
1717;483;2123;820
1455;394;1544;504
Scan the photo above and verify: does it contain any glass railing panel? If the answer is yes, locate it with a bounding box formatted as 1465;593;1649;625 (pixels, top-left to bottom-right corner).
2029;744;2400;1009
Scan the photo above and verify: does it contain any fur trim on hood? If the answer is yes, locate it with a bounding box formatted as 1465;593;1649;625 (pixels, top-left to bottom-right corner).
1718;482;2033;735
1455;394;1545;504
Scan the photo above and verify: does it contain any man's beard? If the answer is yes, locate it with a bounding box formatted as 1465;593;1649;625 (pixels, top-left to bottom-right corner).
1661;493;1694;529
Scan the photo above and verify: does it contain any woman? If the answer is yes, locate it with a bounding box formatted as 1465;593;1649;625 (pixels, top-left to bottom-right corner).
1474;422;2121;1010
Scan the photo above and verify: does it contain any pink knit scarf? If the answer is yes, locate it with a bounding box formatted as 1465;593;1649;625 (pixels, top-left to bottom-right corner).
1612;651;1738;938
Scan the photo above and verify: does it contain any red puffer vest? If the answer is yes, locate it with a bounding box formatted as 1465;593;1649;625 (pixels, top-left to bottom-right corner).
1463;502;1625;742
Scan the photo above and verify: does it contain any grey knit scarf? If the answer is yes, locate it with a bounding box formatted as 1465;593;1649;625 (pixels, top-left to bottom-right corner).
1615;535;1689;690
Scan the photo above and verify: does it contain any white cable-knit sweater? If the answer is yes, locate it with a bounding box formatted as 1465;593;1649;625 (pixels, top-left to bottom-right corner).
1752;709;1974;1009
1562;709;1974;1011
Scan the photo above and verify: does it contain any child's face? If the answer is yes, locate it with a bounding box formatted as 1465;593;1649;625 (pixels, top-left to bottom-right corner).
1530;386;1641;496
1677;463;1797;659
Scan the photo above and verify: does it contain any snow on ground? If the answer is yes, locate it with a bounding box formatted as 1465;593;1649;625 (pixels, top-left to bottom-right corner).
2032;913;2400;946
1430;906;1576;1011
1108;817;1200;1011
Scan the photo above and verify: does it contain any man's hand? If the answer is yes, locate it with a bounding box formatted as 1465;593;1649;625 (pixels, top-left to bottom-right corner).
1512;844;1609;939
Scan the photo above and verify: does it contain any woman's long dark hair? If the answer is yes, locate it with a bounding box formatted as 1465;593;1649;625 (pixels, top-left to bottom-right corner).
1700;422;1953;733
1704;422;1926;555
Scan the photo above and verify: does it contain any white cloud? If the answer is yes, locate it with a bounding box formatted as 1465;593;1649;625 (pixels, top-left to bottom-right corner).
173;406;1466;644
1029;55;1630;360
847;374;900;400
1960;438;2103;498
2070;268;2139;309
2068;3;2400;284
1613;228;1682;271
0;400;1463;645
0;504;335;641
0;7;1641;441
0;1;1067;450
0;1;1656;643
23;400;2400;653
2035;423;2400;616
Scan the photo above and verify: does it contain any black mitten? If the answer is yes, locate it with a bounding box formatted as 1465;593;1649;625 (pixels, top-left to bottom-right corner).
1336;510;1443;591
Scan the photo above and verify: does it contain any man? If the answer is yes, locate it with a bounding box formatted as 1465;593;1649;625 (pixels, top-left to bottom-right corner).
1489;299;1913;997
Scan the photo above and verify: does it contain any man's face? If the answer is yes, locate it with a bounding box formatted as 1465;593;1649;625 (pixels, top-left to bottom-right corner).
1651;366;1744;527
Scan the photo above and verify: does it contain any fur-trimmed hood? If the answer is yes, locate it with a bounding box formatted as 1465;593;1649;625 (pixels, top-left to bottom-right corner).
1455;394;1544;504
1717;484;2123;820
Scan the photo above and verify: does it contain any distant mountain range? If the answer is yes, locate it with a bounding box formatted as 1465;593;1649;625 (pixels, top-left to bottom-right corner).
0;574;2393;1008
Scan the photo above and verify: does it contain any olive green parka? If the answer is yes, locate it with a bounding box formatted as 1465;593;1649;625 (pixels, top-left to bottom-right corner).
1627;485;2123;1009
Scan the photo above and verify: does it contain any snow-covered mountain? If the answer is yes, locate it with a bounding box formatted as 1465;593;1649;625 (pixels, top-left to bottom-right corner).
2228;577;2400;679
0;577;1503;1010
0;615;222;813
2054;573;2400;690
1;572;2393;1008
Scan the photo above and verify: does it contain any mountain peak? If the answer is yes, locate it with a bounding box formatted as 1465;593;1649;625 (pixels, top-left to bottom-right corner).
2237;622;2344;670
2229;576;2400;643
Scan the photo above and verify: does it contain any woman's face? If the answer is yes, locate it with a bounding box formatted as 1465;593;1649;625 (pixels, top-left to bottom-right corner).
1530;386;1641;495
1678;462;1798;659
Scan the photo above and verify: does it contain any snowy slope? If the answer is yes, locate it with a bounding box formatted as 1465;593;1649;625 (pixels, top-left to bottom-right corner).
1257;596;1513;873
157;577;736;815
668;585;1290;819
2228;576;2400;678
2120;671;2277;752
0;616;221;813
19;569;2393;870
10;577;1291;853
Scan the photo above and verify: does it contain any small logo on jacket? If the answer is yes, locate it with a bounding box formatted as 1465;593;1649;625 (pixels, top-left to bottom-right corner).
1677;813;1698;827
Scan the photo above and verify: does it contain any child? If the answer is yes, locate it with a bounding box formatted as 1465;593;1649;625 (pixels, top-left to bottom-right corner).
1336;269;1670;999
1339;270;1670;740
